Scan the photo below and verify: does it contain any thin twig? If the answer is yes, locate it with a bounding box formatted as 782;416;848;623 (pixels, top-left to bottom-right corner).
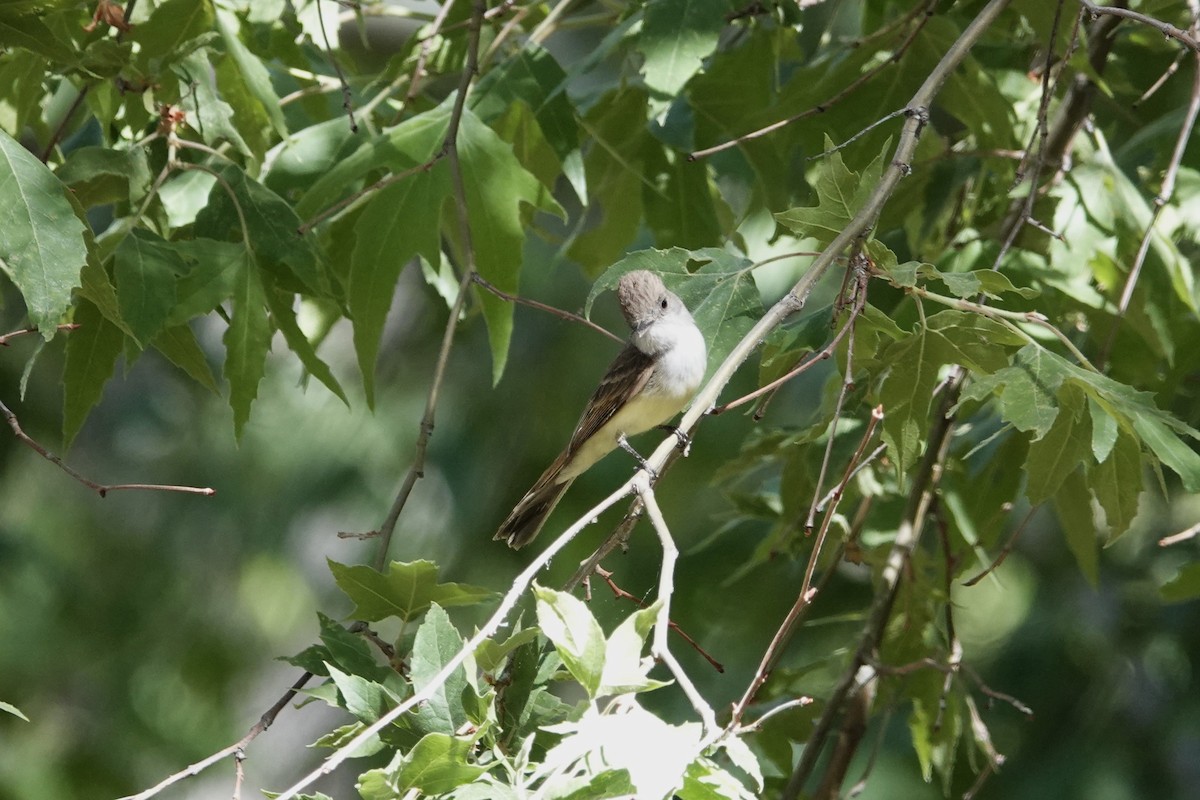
118;672;312;800
0;323;80;345
1159;521;1200;547
365;0;487;571
689;0;936;160
1077;1;1200;52
594;566;724;672
963;505;1039;586
315;0;358;132
0;399;215;498
472;273;623;344
639;480;719;736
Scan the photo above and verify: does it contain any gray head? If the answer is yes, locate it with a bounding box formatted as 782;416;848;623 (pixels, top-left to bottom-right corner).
616;270;684;332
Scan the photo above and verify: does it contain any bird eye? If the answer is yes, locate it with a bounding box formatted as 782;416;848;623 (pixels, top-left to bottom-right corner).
660;297;668;310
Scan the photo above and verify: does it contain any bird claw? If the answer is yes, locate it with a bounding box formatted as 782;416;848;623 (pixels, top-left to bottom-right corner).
617;434;658;481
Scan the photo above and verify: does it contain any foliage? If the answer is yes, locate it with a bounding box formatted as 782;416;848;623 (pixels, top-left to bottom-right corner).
2;0;1200;798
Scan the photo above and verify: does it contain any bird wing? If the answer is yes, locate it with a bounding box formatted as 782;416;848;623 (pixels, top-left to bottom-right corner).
565;343;656;456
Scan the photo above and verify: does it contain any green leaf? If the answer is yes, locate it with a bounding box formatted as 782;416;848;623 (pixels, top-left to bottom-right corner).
263;288;349;406
566;88;650;275
113;229;186;345
637;0;729;103
316;612;390;682
1053;468;1099;586
457;107;563;383
474;627;541;674
643;152;723;250
222;251;272;439
533;584;605;698
0;128;88;336
877;328;942;475
214;9;287;138
0;700;28;722
131;0;214;65
470;44;578;164
328;559;496;624
1161;562;1200;603
195;164;327;295
410;604;471;736
62;299;124;447
1132;415;1200;493
357;733;485;798
326;662;388;724
599;604;668;696
1089;427;1143;542
959;345;1062;438
166;238;246;326
151;325;219;394
55;146;139;208
925;311;1027;374
1025;384;1091;504
350;162;450;406
775;138;888;246
1087;395;1119;463
0;13;73;62
175;50;254;160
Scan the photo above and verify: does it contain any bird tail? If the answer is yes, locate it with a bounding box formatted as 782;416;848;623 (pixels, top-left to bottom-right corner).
495;461;574;549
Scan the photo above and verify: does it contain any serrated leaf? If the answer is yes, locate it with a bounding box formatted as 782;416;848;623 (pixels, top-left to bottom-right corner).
62;299;124;447
599;604;667;696
113;229;186;345
877;328;942;474
470;44;578;164
1025;384;1090;504
214;9;287;138
1087;395;1119;463
152;325;219;393
775;138;888;246
925;311;1026;374
194;163;326;294
474;627;540;674
350;162;449;406
1132;415;1200;493
1053;468;1099;586
457;107;563;383
1089;426;1143;542
222;251;271;439
316;612;389;682
264;288;348;405
328;559;496;624
326;662;388;724
410;604;471;736
533;584;605;698
637;0;729;102
566;88;650;275
132;0;214;64
0;128;87;336
357;733;486;799
166;238;246;326
960;345;1062;438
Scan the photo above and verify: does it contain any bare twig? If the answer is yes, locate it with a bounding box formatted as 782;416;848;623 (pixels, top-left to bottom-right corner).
1159;521;1200;547
690;0;936;160
0;323;80;345
0;399;215;498
471;273;623;344
315;0;358;132
118;672;313;800
594;566;724;672
365;0;487;572
1077;1;1200;52
963;505;1039;586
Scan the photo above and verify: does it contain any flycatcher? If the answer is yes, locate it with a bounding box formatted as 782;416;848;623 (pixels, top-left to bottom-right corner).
495;270;707;549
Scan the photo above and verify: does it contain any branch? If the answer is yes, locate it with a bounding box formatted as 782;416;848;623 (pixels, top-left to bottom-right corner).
0;399;215;498
0;323;79;345
471;273;623;344
1078;1;1200;52
315;0;358;132
118;672;312;800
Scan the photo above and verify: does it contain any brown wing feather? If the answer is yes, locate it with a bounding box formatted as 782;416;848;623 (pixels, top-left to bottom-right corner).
565;344;655;455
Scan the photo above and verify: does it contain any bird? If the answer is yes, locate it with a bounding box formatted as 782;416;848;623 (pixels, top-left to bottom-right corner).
495;270;707;549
